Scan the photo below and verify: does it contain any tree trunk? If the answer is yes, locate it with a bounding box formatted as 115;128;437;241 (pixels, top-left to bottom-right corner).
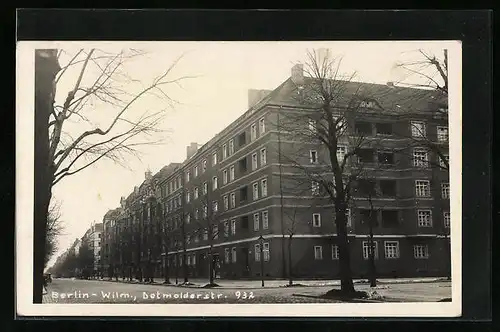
368;233;377;288
209;246;214;285
335;201;355;293
33;49;60;303
288;236;293;286
163;255;171;284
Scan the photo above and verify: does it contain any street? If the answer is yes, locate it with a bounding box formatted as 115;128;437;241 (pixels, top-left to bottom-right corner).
43;278;451;304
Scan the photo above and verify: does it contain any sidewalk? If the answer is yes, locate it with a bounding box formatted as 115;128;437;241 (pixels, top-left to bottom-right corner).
86;276;449;289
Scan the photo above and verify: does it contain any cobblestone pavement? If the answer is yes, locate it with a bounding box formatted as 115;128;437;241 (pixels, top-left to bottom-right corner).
43;279;341;304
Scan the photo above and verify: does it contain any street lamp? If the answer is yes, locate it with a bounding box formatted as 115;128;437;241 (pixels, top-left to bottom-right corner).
258;235;265;287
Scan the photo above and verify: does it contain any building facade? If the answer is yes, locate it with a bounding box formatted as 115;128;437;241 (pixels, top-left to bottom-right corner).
101;63;450;280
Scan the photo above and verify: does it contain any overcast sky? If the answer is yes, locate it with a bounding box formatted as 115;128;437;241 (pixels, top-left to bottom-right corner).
42;41;452;267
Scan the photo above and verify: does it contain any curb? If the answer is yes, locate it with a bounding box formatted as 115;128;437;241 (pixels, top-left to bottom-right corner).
292;293;385;303
70;277;449;290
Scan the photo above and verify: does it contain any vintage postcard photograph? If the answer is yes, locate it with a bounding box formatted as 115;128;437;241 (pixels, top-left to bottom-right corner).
16;40;462;317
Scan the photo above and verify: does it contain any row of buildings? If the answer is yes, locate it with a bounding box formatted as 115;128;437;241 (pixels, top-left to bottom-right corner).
97;62;450;281
48;222;103;278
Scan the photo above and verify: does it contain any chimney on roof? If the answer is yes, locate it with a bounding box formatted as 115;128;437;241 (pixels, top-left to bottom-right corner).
248;89;272;108
145;168;152;180
387;81;395;87
291;64;304;86
186;142;199;159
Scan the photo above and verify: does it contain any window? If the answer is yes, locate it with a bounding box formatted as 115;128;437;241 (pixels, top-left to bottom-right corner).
415;180;431;197
203;205;208;218
439;153;449;168
253;182;259;200
186;191;191;203
437;126;449;142
358;179;376;197
238;132;246;147
261;179;268;197
380;180;397;197
173;180;177;191
231;247;237;263
336;146;347;163
212;152;218;166
360;100;376;108
260;148;267;165
378;151;394;164
255;244;261;262
253;213;260;231
186;171;190;183
312;181;320;196
213;225;219;239
355;121;372;135
223;169;228;185
212;200;218;213
202;159;207;172
312;213;321;227
417;210;432;227
194;209;199;220
262;211;269;229
192;254;196;265
259;117;265;134
360;209;378;227
223;144;228;159
230;193;236;208
203;229;208;240
252;153;258;170
224;248;230;263
224;221;229;237
358;148;375;163
263;243;270;261
240;186;249;202
212;176;218;190
231;219;236;235
413;148;429;167
345;209;352;227
229;139;234;155
414;245;429;259
444;212;451;228
251;123;257;141
362;241;379;259
186;214;191;224
314;246;323;260
381;210;399;228
194;233;199;243
310;150;318;164
441;182;450;199
332;245;340;260
203;182;208;195
223;195;229;210
384;241;400;259
411;121;426;138
229;165;235;181
186;235;191;245
194;166;198;177
194;187;199;199
376;123;393;135
179;256;183;266
238;157;247;173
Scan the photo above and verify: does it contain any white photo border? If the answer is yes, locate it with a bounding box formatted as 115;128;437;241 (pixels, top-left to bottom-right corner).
16;40;462;317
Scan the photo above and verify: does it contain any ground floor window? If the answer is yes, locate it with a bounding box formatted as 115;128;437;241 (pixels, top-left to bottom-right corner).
384;241;400;259
362;241;378;259
413;244;429;259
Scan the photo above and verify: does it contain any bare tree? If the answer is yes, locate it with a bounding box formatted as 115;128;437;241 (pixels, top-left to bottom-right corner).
191;186;222;287
33;48;195;302
282;205;300;286
45;199;65;267
276;49;381;294
391;49;450;172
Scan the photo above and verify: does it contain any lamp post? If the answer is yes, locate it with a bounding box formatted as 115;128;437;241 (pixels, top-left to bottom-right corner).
258;235;265;287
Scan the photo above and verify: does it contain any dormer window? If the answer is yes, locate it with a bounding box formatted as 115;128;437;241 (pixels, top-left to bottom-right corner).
360;100;376;108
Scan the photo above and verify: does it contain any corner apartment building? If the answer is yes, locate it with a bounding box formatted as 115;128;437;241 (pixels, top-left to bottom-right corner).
105;62;450;280
81;222;103;274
